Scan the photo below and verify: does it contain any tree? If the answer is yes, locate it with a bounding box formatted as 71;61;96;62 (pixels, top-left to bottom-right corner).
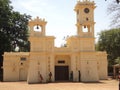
97;28;120;71
115;57;120;65
0;0;31;53
8;11;31;52
0;0;31;80
0;0;12;51
107;1;120;28
105;0;120;4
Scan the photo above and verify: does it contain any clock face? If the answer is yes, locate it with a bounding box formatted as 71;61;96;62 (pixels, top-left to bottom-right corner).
84;8;90;13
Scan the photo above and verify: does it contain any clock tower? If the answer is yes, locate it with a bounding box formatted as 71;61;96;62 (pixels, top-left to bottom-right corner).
74;0;96;51
74;0;96;37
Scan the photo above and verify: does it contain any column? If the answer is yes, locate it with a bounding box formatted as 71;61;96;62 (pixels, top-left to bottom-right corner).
71;54;78;81
42;25;46;36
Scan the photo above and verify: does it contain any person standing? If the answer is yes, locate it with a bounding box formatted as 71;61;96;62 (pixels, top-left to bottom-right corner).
49;72;52;82
38;71;43;83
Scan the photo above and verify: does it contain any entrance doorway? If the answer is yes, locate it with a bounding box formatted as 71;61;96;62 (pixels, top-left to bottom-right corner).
19;69;27;81
55;66;69;81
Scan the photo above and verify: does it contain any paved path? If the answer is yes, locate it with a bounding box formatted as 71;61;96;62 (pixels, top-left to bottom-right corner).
0;79;118;90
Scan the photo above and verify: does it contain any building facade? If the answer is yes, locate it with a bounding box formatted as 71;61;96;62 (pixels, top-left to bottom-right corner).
3;0;108;83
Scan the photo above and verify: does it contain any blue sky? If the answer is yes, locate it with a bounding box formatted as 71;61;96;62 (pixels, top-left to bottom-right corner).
11;0;112;47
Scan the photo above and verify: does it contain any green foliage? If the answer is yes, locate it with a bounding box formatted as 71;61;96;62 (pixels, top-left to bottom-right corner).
0;0;31;53
97;28;120;67
115;57;120;65
107;1;120;28
8;11;31;52
105;0;120;4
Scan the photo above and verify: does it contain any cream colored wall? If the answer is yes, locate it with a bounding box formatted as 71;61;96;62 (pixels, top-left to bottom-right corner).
27;53;55;83
97;52;108;80
19;58;29;81
80;52;99;82
79;38;95;51
67;36;95;52
3;52;29;81
67;37;80;52
71;54;80;81
46;54;55;82
29;36;55;52
3;55;19;81
55;55;70;66
27;53;47;83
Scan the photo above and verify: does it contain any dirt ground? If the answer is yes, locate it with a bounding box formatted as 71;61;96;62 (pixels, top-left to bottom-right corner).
0;79;118;90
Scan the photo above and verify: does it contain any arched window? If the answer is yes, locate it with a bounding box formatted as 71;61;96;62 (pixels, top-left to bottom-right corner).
33;24;41;32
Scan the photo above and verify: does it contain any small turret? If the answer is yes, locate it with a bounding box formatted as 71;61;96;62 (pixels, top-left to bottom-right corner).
28;16;47;37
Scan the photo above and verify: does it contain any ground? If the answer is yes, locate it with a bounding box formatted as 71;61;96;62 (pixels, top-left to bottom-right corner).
0;79;118;90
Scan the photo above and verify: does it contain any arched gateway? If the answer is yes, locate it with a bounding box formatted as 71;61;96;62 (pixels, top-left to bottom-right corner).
3;0;108;83
55;55;70;81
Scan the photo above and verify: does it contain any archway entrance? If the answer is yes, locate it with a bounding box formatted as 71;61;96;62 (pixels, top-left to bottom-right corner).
19;69;27;81
54;55;70;81
55;66;69;81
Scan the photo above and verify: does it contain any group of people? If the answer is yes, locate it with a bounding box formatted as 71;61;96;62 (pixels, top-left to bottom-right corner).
38;71;81;83
70;71;81;82
38;71;52;83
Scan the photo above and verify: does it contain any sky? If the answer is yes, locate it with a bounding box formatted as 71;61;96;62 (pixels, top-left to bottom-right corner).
10;0;112;47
